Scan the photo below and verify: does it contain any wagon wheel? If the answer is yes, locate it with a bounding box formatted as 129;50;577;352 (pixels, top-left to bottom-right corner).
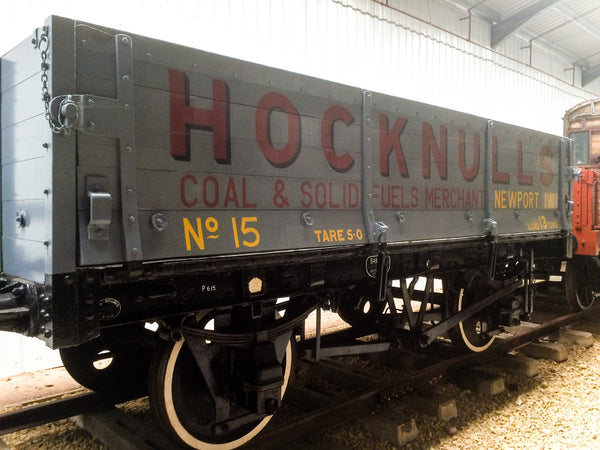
564;257;598;311
59;329;153;396
337;286;386;328
447;279;497;353
148;316;294;449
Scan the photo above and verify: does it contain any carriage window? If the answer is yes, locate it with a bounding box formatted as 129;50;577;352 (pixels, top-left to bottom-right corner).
570;131;589;165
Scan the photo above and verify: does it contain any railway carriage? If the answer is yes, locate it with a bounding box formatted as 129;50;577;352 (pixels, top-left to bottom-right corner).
563;98;600;311
0;16;576;448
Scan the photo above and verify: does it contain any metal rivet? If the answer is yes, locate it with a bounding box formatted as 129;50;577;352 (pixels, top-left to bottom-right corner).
16;211;28;228
151;213;168;231
121;36;130;45
301;212;313;227
131;247;139;255
128;215;136;223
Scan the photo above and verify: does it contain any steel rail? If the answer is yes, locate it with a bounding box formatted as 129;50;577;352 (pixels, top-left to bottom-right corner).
247;306;595;449
0;391;139;436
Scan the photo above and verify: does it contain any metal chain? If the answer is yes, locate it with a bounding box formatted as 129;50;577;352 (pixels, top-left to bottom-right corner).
38;27;63;134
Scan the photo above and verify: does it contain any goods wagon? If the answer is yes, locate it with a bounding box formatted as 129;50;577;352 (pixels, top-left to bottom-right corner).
0;16;574;448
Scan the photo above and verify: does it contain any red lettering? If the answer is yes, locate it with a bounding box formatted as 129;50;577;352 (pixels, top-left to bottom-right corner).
241;178;257;208
328;182;340;208
517;140;533;185
169;70;230;163
224;177;239;208
539;146;554;186
299;181;359;209
492;136;510;184
202;176;219;207
458;130;480;181
315;182;327;208
255;92;301;168
422;122;447;180
180;174;198;208
300;181;312;208
411;186;419;208
379;114;409;177
321;105;355;173
380;184;416;209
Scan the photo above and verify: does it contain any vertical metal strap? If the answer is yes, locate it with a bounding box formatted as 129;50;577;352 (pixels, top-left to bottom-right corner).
115;34;143;265
483;120;497;235
361;91;377;243
558;137;570;231
561;137;574;258
525;249;534;316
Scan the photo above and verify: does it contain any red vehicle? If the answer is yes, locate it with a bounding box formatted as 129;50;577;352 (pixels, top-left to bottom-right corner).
564;98;600;310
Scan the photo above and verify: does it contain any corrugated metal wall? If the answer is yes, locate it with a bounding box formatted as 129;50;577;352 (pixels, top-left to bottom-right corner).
0;0;598;374
1;0;597;133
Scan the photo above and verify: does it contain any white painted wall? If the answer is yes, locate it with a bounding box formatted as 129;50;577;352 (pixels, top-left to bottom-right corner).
1;0;598;134
0;331;62;377
0;0;597;375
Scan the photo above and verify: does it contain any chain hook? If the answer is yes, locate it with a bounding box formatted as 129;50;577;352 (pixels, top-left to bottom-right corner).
38;27;66;135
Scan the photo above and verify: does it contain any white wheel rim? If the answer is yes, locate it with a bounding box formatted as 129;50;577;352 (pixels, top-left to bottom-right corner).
457;289;495;353
163;339;292;449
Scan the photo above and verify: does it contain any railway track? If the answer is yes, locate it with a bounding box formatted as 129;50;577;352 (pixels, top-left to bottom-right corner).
247;303;595;449
0;298;597;449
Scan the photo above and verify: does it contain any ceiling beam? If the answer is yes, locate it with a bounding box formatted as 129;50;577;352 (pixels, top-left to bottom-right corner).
582;65;600;87
491;0;559;47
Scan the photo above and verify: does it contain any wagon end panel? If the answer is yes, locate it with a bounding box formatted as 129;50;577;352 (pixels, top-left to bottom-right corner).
1;16;76;283
1;26;49;283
